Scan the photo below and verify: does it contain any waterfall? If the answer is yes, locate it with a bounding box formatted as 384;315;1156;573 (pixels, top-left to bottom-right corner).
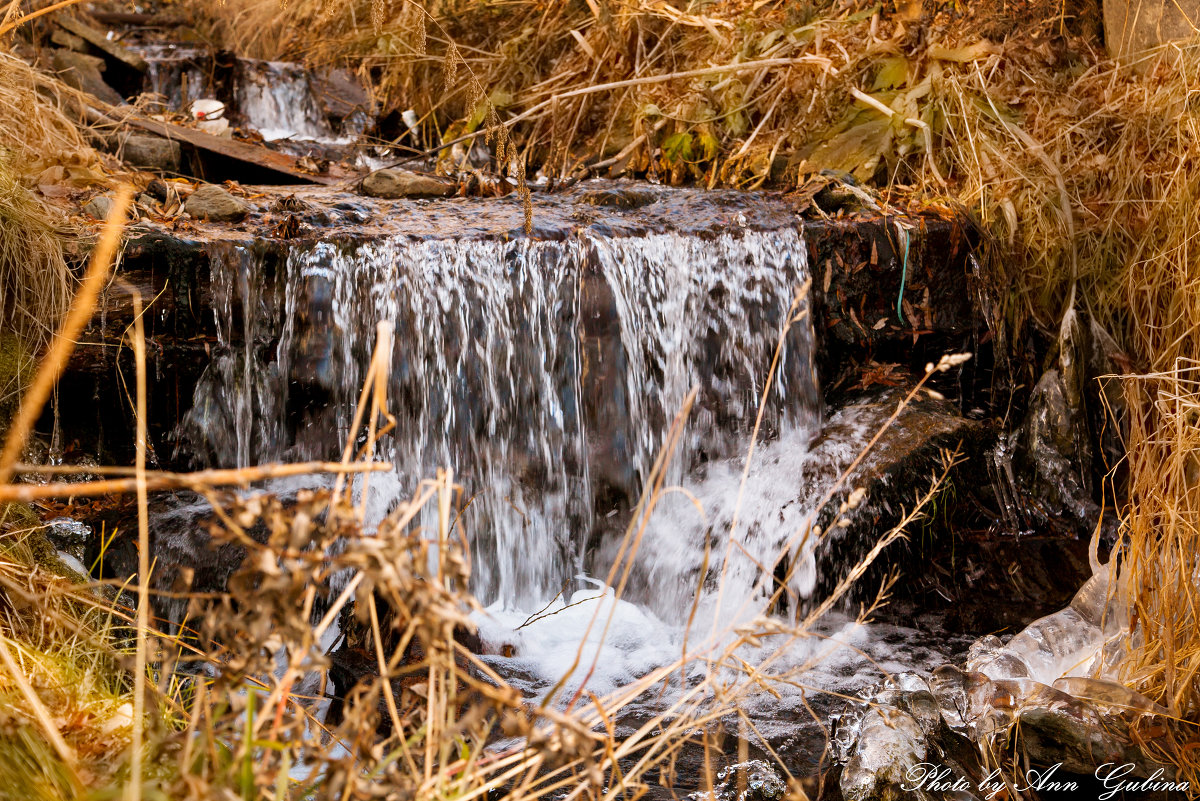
234;59;336;142
132;42;210;110
178;227;817;609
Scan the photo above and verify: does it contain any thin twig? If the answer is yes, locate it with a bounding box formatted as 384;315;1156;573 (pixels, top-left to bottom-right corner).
0;460;391;501
0;0;87;37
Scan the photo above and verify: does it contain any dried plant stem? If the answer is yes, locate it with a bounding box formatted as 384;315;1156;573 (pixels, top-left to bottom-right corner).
126;282;148;801
0;0;86;37
0;460;390;501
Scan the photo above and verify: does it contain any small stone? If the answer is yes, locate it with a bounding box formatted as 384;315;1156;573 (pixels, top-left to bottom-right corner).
120;134;181;172
83;194;114;220
579;187;659;209
184;184;251;222
145;178;170;201
360;168;456;199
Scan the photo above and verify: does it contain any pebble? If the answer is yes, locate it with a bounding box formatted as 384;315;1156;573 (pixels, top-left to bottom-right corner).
184;184;251;222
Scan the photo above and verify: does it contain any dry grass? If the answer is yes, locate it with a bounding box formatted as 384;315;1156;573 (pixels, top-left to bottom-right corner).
1113;365;1200;787
0;516;134;799
0;51;98;356
0;167;71;362
0;50;93;174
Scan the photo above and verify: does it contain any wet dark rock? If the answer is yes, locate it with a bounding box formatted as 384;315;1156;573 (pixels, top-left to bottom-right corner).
48;48;124;105
145;178;171;201
884;536;1093;636
184;184;251;221
311;67;372;121
995;308;1123;538
360;168;457;199
579;186;660;209
1016;707;1164;778
808;388;992;608
808;214;980;353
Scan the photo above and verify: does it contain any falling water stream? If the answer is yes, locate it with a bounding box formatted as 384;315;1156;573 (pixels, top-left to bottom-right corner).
163;217;973;764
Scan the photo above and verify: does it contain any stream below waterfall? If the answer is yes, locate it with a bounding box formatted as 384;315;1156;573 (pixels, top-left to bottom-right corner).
123;207;993;790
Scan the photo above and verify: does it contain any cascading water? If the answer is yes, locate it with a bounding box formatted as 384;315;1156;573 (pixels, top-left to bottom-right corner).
130;42;211;110
130;47;365;141
162;203;985;750
234;59;336;141
178;227;818;610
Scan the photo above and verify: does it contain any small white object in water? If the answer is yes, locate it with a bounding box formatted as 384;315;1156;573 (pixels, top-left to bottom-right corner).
401;109;420;145
197;118;231;137
190;98;226;121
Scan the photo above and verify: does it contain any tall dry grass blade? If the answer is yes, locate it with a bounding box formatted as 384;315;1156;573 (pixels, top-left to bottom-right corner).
126;281;148;801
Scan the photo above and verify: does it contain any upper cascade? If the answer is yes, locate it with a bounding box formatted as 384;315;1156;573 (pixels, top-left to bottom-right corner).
177;226;818;607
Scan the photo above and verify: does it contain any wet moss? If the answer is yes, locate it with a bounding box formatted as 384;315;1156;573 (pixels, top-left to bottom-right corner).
0;502;86;584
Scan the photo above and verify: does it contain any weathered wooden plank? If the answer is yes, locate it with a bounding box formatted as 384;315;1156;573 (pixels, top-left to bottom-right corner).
123;115;345;185
56;15;148;72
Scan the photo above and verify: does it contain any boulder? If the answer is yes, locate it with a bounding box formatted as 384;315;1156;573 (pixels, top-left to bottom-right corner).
360;168;456;199
48;48;124;106
183;184;251;222
311;67;372;121
120;134;181;172
1104;0;1200;59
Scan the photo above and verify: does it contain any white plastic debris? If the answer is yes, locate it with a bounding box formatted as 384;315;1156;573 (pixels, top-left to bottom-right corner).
189;98;226;121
